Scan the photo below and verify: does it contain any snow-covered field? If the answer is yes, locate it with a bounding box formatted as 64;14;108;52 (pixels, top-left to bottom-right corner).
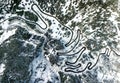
0;0;120;83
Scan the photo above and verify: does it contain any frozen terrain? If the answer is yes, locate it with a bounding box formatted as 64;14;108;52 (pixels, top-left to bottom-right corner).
0;0;120;83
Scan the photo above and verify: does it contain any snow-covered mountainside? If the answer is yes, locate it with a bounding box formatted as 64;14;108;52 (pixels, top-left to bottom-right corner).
0;0;120;83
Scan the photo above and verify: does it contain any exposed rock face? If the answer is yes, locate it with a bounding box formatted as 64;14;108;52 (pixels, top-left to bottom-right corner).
0;0;120;83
